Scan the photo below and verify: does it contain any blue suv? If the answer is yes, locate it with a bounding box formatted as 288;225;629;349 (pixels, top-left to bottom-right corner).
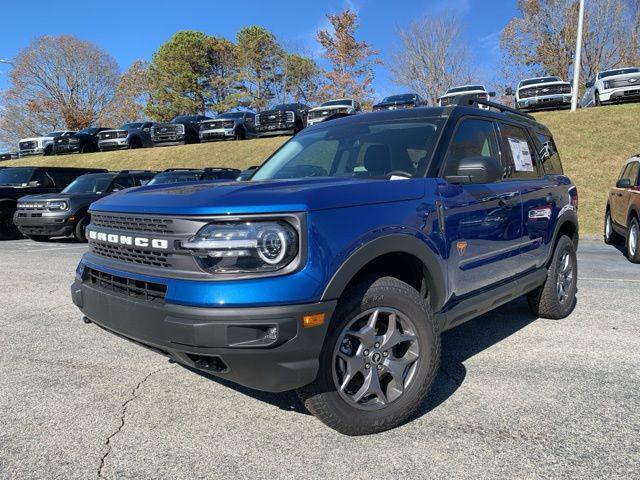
71;97;579;435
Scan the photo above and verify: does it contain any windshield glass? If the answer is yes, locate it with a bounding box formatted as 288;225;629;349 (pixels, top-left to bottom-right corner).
520;77;561;87
119;123;143;130
447;85;484;94
216;112;244;119
147;171;204;185
172;116;196;123
269;104;298;111
0;167;34;185
77;127;98;135
252;118;444;181
321;100;353;107
600;68;640;78
62;173;117;194
381;94;416;103
45;131;65;137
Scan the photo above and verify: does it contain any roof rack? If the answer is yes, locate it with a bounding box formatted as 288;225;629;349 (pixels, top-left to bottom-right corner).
203;167;241;172
118;170;157;173
454;94;535;120
162;168;201;172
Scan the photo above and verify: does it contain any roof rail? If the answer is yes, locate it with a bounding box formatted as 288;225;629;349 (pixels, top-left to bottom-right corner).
118;170;157;173
203;167;241;172
454;94;535;120
162;168;201;172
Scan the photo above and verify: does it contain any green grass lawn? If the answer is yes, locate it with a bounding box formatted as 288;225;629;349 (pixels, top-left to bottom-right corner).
5;103;640;234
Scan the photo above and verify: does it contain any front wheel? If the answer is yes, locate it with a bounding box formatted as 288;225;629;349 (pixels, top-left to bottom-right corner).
297;276;440;435
74;215;90;242
0;205;21;240
527;235;577;319
595;92;601;106
627;217;640;263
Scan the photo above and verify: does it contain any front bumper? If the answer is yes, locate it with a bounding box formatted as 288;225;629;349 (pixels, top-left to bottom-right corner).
70;274;336;392
53;144;80;154
14;211;75;237
256;122;295;136
19;147;44;156
200;129;235;141
517;94;572;110
99;139;129;150
600;87;640;102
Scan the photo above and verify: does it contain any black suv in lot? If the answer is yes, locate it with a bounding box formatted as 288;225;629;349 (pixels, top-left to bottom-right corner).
255;103;310;137
98;122;155;151
147;168;241;186
0;166;106;239
151;115;211;146
199;112;257;141
14;170;157;242
53;127;114;154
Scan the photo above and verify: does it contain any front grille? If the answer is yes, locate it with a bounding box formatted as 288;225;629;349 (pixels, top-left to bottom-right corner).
19;141;38;150
18;202;47;211
55;137;70;145
519;84;570;98
606;76;640;89
85;267;167;302
623;89;640;97
99;131;127;140
257;110;294;125
200;121;223;130
90;242;171;268
91;214;175;234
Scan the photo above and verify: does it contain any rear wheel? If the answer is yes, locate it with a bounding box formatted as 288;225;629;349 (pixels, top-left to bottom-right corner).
604;209;623;245
297;276;440;435
627;217;640;263
74;214;90;242
0;204;21;240
527;235;577;319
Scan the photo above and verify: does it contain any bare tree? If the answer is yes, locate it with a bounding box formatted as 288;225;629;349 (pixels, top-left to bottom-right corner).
391;16;473;106
0;35;120;145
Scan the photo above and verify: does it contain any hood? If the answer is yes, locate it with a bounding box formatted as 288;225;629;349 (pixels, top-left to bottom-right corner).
518;80;570;91
90;177;426;215
19;192;103;202
19;136;48;143
260;108;293;115
374;99;415;108
440;89;486;99
602;71;640;80
309;104;351;112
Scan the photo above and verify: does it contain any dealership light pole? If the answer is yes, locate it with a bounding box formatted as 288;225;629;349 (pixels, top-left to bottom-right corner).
571;0;585;112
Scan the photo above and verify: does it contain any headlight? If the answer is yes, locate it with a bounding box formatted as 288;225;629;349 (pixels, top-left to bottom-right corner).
603;81;611;89
254;115;260;126
175;124;185;134
181;220;299;274
47;201;69;211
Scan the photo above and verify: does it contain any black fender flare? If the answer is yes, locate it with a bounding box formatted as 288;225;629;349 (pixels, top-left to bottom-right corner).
627;204;639;224
320;234;447;312
0;198;17;208
546;208;579;264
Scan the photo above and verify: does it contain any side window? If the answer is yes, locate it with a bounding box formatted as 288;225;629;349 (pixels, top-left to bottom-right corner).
32;170;54;188
536;133;563;174
132;174;154;186
628;162;640;187
619;164;633;182
499;123;539;180
110;175;134;192
442;118;500;179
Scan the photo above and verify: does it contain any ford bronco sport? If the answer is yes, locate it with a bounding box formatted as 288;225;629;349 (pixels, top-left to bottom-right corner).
71;97;579;435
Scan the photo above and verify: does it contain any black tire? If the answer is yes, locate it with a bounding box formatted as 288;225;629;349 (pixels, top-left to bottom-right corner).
130;136;142;149
626;217;640;263
595;91;601;106
74;215;90;242
43;144;53;156
235;128;246;141
0;204;21;240
27;235;51;242
604;208;623;245
80;143;94;154
293;119;304;134
297;276;440;435
527;235;577;319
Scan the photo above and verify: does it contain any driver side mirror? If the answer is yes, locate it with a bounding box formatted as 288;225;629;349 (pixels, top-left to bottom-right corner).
505;87;515;96
585;81;594;88
143;128;150;132
446;156;504;184
488;91;496;97
616;178;631;189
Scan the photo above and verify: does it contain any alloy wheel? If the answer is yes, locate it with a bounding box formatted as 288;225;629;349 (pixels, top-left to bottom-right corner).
332;307;420;411
630;222;638;256
556;250;574;304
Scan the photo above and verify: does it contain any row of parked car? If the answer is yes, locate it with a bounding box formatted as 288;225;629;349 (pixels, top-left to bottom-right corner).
0;165;256;241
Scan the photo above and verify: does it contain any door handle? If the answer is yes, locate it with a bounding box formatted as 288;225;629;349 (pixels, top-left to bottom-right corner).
616;193;623;197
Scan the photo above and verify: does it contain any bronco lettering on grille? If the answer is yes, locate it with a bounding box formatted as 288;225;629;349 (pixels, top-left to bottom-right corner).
87;230;169;249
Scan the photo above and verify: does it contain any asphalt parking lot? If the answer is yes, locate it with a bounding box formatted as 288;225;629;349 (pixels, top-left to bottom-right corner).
0;238;638;479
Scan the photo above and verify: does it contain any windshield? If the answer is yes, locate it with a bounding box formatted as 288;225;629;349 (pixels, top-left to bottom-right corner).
62;173;117;194
147;171;204;185
321;100;353;107
77;127;99;135
520;77;561;87
45;131;65;137
216;112;244;119
172;116;196;123
446;85;484;94
119;123;143;130
0;167;35;185
251;118;444;181
269;104;298;111
381;94;416;103
599;68;640;78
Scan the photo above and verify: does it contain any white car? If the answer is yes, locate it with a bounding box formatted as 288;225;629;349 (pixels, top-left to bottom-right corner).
306;99;361;127
18;131;76;156
581;67;640;107
438;85;495;108
515;76;572;112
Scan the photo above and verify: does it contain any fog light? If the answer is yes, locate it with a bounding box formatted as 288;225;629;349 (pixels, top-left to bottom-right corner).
265;326;278;340
303;313;325;328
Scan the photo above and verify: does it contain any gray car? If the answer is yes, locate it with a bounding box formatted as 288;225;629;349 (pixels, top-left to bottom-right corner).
98;122;155;151
199;112;257;141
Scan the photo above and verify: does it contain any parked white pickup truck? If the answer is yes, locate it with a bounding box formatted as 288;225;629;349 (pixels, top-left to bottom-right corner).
438;85;495;108
515;76;572;112
581;67;640;107
18;131;76;156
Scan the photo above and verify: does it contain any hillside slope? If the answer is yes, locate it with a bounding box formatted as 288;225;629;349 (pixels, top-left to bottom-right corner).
5;103;640;233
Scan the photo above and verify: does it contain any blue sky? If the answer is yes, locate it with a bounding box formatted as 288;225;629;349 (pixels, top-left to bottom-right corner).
0;0;517;99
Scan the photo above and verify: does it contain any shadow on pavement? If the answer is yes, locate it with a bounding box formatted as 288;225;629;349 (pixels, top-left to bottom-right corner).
187;296;539;421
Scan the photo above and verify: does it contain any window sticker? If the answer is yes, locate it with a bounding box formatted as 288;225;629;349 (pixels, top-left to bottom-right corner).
507;137;534;172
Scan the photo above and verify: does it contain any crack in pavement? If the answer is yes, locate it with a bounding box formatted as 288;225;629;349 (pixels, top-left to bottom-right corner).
97;365;174;479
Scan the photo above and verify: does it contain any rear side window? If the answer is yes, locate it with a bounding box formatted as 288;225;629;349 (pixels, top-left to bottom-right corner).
110;175;135;191
442;118;501;178
47;169;81;187
499;123;539;180
536;133;563;174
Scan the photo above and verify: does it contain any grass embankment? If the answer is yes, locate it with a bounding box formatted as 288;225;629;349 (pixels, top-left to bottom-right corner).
6;103;640;234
